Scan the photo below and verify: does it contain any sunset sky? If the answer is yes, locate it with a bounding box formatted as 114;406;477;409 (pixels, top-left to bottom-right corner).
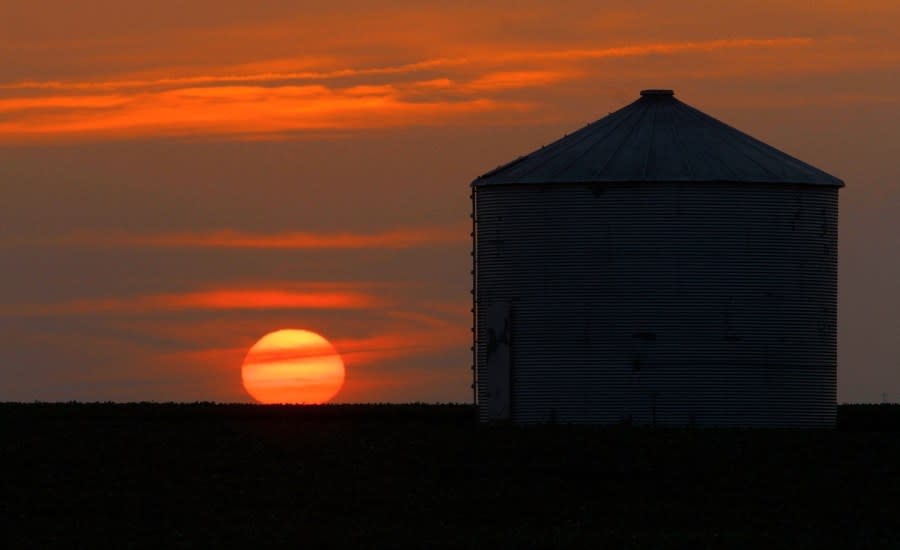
1;0;898;403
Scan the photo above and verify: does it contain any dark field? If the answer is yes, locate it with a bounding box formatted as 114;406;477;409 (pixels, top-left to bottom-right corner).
3;403;900;548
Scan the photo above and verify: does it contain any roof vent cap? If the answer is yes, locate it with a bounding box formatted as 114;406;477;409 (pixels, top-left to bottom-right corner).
640;89;674;97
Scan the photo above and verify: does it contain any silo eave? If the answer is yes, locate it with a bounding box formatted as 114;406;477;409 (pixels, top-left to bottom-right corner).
473;177;845;188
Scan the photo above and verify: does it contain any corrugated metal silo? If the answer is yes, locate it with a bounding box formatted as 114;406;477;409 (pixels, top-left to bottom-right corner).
472;90;843;427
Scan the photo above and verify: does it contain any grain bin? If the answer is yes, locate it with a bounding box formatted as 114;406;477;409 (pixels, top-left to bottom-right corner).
472;90;843;426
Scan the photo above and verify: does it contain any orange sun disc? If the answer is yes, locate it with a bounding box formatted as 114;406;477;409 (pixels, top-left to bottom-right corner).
241;329;345;404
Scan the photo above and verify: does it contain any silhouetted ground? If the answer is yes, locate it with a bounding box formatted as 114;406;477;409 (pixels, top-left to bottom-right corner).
2;403;899;548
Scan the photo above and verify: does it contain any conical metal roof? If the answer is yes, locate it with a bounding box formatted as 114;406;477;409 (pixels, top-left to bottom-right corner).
475;90;843;187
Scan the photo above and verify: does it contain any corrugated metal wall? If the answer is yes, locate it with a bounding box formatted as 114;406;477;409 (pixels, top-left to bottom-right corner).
474;182;838;426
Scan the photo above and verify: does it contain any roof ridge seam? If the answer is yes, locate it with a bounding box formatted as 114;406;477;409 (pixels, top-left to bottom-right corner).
495;101;636;183
588;99;650;179
703;106;840;183
676;101;741;179
682;103;783;181
669;100;697;179
642;99;659;179
541;102;643;181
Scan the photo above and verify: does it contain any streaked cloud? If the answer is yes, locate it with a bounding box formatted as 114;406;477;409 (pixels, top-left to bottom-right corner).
0;37;811;93
498;37;815;63
172;319;469;371
0;36;819;141
0;57;465;92
0;84;532;140
332;315;469;367
6;286;383;317
48;224;468;249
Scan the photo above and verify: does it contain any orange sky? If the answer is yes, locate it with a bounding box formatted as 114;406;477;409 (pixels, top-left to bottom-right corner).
0;0;898;403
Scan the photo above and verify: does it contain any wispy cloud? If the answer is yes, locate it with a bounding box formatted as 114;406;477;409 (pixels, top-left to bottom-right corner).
0;58;466;92
6;286;383;317
0;36;816;141
501;37;815;62
0;37;811;93
275;309;467;367
0;84;533;140
51;224;469;249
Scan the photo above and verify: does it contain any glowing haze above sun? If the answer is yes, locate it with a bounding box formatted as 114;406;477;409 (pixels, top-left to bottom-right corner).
241;329;345;404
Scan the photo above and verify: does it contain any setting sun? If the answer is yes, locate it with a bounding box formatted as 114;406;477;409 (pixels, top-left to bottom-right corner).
241;329;345;404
